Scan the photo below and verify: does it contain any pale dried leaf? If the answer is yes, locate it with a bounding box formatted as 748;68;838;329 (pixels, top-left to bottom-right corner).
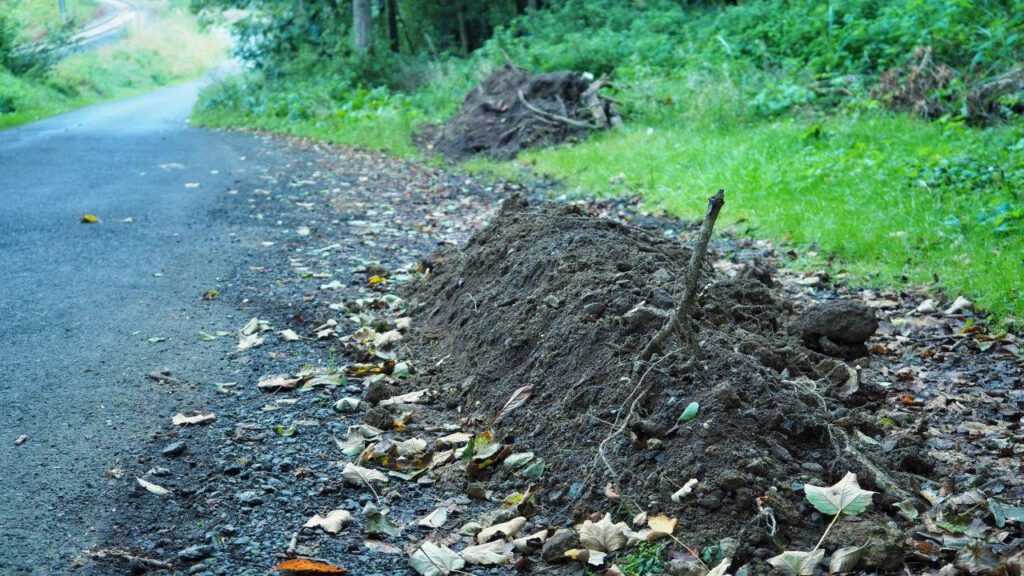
460;540;514;565
257;373;302;392
137;477;171;496
647;515;677;537
512;529;549;553
476;516;526;544
768;549;824;576
240;317;261;335
342;462;388;486
379;389;429;406
237;333;264;351
172;412;215;426
280;329;301;341
395;437;428;457
564;548;607;566
417;507;448;528
829;545;866;574
707;557;732;576
497;385;532;420
577;513;629;552
410;542;464;576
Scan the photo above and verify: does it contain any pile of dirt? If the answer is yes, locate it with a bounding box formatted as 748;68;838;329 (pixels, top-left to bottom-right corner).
408;197;932;569
422;65;620;160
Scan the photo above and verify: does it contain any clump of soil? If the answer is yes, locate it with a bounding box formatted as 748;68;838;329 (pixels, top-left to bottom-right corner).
422;65;619;160
409;197;929;567
788;300;879;359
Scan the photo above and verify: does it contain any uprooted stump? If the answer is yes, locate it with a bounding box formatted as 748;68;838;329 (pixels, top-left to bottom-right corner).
421;65;620;161
407;197;929;569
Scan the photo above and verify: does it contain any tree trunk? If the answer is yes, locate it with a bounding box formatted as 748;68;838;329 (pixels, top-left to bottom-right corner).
385;0;399;52
456;8;469;55
353;0;372;54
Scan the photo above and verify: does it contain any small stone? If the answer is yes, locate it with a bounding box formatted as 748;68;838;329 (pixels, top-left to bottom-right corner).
188;565;208;575
14;435;28;446
716;469;746;491
712;382;741;410
161;441;187;457
582;302;605;318
235;490;262;506
542;295;561;308
177;544;214;561
667;558;706;576
541;528;579;563
622;306;666;335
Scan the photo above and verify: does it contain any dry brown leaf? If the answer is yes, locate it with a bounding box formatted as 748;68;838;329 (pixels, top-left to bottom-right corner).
257;373;303;392
647;515;677;538
497;385;533;420
136;477;171;496
304;509;354;534
577;513;628;552
476;516;526;544
378;389;429;406
460;540;514;565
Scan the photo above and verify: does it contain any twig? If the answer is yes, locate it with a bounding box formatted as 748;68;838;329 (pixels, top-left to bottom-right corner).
640;190;725;361
88;549;173;571
516;89;596;130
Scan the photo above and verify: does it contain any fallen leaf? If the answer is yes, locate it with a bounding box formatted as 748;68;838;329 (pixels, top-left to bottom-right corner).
280;329;301;341
275;558;346;574
417;507;448;528
577;513;628;552
237;333;264;351
257;374;303;392
512;529;548;553
604;483;620;501
202;289;219;300
460;540;514;565
304;509;354;534
80;214;100;223
240;317;261;335
477;516;526;544
647;515;677;538
198;331;218;341
172;412;215;426
373;330;403;347
497;385;533;420
945;296;973;315
342;463;388;487
14;435;27;446
379;389;429;406
364;540;403;554
671;478;699;502
436;432;471;447
136;477;171;496
829;544;866;574
707;557;732;576
395;437;428;457
274;424;297;436
363;502;402;537
565;548;607;566
409;542;464;576
768;549;824;576
804;472;875;516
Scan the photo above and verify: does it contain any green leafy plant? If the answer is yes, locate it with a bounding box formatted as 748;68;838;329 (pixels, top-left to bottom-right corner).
767;472;874;576
617;541;668;576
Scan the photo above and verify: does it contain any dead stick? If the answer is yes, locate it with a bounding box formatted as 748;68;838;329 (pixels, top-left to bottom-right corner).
516;90;596;130
640;189;725;361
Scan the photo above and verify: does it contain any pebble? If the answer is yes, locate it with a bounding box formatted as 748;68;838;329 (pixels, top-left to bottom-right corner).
162;441;187;457
177;544;214;561
235;490;262;506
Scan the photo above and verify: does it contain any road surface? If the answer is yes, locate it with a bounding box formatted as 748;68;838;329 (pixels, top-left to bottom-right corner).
0;81;268;574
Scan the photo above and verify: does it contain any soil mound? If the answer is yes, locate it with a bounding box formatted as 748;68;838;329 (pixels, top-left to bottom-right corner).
410;198;930;568
424;65;619;160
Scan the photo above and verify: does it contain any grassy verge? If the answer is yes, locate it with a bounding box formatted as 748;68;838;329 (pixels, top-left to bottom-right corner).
193;69;1023;325
9;0;101;43
0;1;227;129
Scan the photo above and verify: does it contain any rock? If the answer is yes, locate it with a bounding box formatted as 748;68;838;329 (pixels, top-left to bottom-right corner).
363;405;394;430
177;544;214;561
825;515;903;571
667;558;706;576
712;382;741;409
541;528;579;563
161;441;187;457
235;490;262;506
716;469;746;491
364;381;394;406
622;305;666;335
582;302;606;318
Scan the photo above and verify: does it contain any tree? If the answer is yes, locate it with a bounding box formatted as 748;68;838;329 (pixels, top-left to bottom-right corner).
352;0;372;53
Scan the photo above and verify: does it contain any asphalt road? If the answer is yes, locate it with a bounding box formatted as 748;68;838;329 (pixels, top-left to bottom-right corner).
0;81;270;574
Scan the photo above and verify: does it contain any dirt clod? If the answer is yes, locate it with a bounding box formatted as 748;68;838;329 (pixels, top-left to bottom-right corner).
788;299;879;358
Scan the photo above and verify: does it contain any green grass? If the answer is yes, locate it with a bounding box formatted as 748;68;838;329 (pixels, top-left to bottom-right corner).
1;1;227;129
192;68;1024;326
468;108;1024;324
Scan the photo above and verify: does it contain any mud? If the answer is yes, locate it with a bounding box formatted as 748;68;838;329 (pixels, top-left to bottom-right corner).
407;198;927;569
